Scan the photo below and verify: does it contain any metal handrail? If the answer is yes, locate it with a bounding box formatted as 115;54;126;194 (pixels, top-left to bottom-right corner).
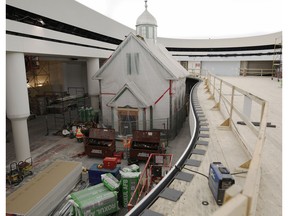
126;79;201;216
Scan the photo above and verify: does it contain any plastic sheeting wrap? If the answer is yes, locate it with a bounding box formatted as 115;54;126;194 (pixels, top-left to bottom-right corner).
93;33;188;133
120;170;141;207
101;173;120;191
68;183;119;216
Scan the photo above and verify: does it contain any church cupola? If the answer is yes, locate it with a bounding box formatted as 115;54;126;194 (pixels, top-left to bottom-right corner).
136;0;157;43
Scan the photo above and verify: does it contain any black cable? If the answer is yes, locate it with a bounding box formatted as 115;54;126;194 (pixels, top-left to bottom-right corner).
183;167;209;180
230;171;248;175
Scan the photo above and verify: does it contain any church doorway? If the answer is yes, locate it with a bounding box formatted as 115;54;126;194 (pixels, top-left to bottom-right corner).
118;108;138;136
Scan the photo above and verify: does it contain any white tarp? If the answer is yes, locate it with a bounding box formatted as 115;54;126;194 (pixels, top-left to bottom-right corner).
93;33;188;130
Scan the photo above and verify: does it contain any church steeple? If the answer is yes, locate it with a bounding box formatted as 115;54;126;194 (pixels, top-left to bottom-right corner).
136;0;157;43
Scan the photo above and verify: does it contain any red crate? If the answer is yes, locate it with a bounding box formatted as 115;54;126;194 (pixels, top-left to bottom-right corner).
103;157;118;170
113;151;124;164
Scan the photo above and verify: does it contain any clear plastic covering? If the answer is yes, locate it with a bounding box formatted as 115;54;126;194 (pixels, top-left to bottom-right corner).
93;33;189;134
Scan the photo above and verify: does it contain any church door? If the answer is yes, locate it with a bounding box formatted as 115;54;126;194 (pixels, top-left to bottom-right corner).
118;108;138;136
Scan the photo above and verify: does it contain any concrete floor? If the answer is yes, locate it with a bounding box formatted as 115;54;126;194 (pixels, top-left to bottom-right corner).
5;108;191;212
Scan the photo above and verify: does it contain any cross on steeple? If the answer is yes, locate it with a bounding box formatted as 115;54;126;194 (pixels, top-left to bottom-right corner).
145;0;148;9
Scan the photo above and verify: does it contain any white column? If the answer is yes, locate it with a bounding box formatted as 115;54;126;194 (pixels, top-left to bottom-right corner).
6;52;31;161
87;58;100;111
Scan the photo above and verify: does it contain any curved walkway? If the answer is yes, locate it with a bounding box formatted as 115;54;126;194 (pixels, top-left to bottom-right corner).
147;76;281;216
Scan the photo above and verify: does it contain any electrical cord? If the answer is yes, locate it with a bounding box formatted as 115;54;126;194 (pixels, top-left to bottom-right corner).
182;168;247;180
230;171;248;175
183;167;209;180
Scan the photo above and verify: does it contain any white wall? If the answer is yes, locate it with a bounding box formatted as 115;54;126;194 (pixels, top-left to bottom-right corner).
63;62;88;93
201;61;240;76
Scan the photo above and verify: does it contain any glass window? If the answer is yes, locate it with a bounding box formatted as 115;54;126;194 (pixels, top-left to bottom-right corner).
127;53;139;75
148;27;153;39
142;26;146;37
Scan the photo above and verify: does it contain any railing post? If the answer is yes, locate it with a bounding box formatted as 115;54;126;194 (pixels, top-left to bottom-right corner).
213;75;216;97
229;86;235;121
218;80;223;105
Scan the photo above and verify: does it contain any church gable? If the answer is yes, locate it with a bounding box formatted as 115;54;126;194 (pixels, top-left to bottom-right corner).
107;82;152;108
92;33;177;81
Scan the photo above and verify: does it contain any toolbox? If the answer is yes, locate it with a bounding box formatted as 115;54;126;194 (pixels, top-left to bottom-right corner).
208;162;235;205
103;157;118;170
130;130;164;161
113;151;124;164
88;163;120;185
84;128;116;158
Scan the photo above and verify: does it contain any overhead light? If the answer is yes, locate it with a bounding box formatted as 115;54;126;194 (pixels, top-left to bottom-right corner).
37;18;45;25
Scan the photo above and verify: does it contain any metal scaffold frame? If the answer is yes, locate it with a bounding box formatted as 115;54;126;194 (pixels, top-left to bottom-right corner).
271;38;282;81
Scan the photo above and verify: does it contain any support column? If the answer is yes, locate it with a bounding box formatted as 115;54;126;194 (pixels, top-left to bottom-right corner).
86;58;100;111
6;52;31;161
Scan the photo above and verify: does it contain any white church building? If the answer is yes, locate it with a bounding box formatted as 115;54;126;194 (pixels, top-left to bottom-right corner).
93;2;189;135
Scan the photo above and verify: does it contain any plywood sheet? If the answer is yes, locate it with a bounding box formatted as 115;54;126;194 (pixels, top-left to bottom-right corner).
6;160;82;216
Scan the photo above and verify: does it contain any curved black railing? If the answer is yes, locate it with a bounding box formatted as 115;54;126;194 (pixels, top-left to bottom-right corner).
126;78;201;216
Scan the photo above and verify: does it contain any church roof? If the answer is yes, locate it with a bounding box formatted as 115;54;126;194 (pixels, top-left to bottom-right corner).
136;9;157;26
92;33;188;80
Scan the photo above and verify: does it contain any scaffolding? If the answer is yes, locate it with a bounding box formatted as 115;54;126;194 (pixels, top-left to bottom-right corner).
271;38;282;81
44;87;89;135
127;153;173;211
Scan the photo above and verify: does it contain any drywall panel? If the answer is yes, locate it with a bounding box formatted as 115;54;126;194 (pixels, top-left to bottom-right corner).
201;61;240;76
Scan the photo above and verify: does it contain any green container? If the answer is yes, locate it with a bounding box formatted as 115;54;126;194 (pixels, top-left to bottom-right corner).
120;171;141;207
79;107;86;122
79;107;95;122
85;107;90;122
68;183;119;216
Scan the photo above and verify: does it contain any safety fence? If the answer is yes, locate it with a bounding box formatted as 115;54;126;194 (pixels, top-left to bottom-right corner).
205;74;268;216
127;153;174;210
239;67;277;77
